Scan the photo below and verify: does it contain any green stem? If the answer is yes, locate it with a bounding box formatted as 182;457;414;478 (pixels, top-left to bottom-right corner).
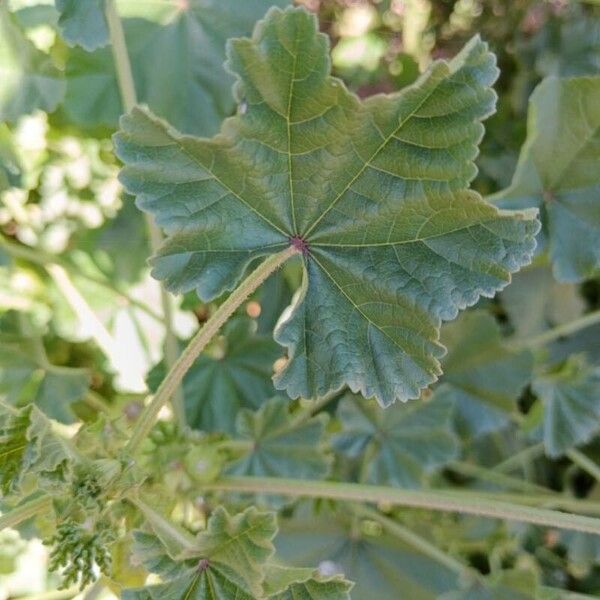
203;476;600;534
510;309;600;349
492;442;545;474
13;587;80;600
105;0;186;428
125;247;297;455
567;449;600;484
352;504;469;575
0;495;52;532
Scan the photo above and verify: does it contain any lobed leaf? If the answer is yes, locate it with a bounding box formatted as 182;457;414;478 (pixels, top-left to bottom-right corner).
115;7;539;407
264;564;352;600
55;0;109;51
492;76;600;282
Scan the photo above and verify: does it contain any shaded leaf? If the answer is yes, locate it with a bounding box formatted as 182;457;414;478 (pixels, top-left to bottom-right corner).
437;311;533;438
0;4;65;121
226;397;331;505
148;317;280;433
532;356;600;457
440;569;538;600
0;123;21;191
265;564;352;600
492;76;600;282
115;7;539;407
333;393;458;487
55;0;109;51
64;0;290;135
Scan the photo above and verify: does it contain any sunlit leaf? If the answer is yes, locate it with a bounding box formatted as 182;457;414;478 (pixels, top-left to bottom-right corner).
437;311;532;438
333;393;458;487
115;7;539;407
492;76;600;282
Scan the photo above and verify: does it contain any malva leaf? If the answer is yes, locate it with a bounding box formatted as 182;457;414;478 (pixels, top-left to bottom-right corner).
0;401;75;496
492;76;600;282
532;355;600;457
63;0;290;136
148;317;281;433
264;564;352;600
440;569;538;600
115;6;539;407
333;393;458;487
125;506;278;599
0;4;65;122
436;311;533;438
226;396;331;505
55;0;109;52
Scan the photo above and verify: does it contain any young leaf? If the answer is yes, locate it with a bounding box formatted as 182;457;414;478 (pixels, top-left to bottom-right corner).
437;311;533;438
115;7;539;407
55;0;109;51
333;393;458;487
226;397;331;505
532;356;600;457
492;76;600;282
264;564;352;600
0;402;75;496
148;317;281;433
64;0;290;135
0;5;65;121
125;507;277;599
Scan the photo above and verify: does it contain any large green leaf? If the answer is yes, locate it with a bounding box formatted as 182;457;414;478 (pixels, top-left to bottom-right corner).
276;506;459;600
492;76;600;282
64;0;289;135
333;393;458;487
0;401;75;496
436;311;533;438
226;397;331;505
532;356;600;457
0;4;65;121
265;565;352;600
115;7;539;407
148;317;281;433
55;0;109;51
124;507;277;599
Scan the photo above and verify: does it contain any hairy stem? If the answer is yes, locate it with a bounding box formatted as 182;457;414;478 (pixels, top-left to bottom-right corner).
351;504;469;575
0;495;52;532
510;309;600;349
125;247;297;455
105;0;186;427
203;476;600;534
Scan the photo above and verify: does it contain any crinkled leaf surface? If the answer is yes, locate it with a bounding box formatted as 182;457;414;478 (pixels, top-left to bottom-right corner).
264;565;352;600
532;356;600;457
125;507;277;599
55;0;109;51
276;506;459;600
492;76;600;282
333;393;458;487
226;397;331;505
148;317;280;433
0;5;65;121
436;311;533;438
0;401;75;496
64;0;289;135
115;7;539;407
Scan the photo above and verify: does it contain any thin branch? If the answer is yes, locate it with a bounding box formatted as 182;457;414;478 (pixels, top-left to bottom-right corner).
568;449;600;484
0;495;52;532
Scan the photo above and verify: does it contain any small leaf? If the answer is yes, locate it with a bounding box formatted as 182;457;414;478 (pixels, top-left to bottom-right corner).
0;5;65;121
264;564;352;600
492;76;600;282
0;401;75;496
115;7;539;407
532;355;600;457
55;0;109;51
437;311;533;438
226;397;331;505
333;393;458;487
148;317;281;433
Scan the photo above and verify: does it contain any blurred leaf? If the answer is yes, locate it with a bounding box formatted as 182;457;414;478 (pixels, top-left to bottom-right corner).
226;397;331;505
63;0;290;135
532;355;600;457
55;0;109;51
115;8;539;407
0;4;65;121
0;123;21;190
148;317;280;433
265;564;352;600
333;393;458;487
492;76;600;282
437;311;533;438
276;506;459;600
440;569;538;600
